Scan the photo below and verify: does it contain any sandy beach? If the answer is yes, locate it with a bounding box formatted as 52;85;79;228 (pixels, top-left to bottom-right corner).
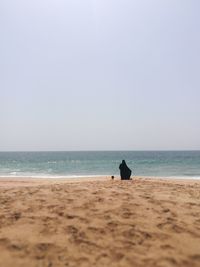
0;177;200;267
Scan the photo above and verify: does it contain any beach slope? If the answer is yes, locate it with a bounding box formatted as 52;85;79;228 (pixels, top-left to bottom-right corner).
0;178;200;267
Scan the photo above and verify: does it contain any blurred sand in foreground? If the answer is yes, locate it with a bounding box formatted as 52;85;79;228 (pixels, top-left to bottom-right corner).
0;177;200;267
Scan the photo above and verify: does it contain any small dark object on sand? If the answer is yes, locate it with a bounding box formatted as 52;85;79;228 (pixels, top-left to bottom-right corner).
111;176;114;180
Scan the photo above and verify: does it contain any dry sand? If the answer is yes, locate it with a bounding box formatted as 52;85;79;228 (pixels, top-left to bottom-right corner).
0;177;200;267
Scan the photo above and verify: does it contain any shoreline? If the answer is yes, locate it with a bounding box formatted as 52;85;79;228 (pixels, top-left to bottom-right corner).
0;175;200;188
1;174;200;179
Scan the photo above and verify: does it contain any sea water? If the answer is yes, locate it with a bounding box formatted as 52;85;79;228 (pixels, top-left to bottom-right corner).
0;151;200;179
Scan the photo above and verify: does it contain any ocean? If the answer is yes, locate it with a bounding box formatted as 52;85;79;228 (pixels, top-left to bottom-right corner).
0;151;200;179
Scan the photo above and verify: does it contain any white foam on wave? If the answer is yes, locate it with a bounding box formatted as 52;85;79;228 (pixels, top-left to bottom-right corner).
0;174;110;179
138;175;200;180
10;172;18;175
0;174;200;180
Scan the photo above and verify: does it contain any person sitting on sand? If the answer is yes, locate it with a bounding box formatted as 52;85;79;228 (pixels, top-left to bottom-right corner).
119;160;132;180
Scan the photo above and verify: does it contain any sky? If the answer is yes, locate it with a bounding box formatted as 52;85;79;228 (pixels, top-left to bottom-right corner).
1;0;200;151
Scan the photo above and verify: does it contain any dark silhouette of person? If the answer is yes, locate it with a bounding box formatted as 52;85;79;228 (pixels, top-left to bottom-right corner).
119;160;132;180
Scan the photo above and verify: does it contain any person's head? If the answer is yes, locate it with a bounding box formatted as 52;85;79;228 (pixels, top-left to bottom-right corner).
122;160;126;164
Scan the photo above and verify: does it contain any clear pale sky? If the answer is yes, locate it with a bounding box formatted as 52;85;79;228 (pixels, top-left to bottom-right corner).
1;0;200;151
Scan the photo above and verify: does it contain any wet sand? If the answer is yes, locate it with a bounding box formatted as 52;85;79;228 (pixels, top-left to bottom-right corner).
0;177;200;267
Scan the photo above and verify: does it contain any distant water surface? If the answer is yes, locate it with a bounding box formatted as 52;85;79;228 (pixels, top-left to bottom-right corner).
0;151;200;179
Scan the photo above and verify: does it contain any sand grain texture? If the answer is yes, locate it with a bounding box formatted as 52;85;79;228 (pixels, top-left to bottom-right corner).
0;178;200;267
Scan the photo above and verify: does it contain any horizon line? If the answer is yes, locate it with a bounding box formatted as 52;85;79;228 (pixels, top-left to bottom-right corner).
0;150;200;153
